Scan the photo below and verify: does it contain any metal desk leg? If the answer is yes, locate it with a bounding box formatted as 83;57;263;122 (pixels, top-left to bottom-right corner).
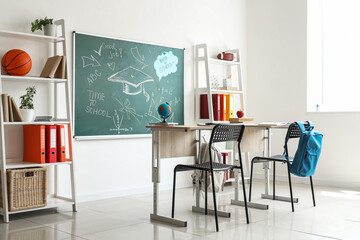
231;148;269;210
192;130;231;218
150;130;187;227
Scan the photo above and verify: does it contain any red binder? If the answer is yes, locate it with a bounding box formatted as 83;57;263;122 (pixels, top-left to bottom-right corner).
23;125;46;164
56;125;66;162
220;94;226;121
200;94;221;120
212;94;221;121
45;125;57;163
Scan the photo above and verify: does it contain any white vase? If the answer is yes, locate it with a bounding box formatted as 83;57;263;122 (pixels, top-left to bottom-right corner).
43;24;57;37
19;109;34;122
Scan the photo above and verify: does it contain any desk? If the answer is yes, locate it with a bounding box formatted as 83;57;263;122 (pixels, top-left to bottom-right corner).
146;124;292;227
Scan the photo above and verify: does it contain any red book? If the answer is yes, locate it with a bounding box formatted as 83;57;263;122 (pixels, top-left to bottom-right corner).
45;125;57;163
212;94;221;121
23;125;45;164
56;125;66;162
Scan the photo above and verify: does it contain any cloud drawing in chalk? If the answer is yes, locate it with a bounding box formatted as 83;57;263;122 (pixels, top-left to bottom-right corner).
153;51;178;81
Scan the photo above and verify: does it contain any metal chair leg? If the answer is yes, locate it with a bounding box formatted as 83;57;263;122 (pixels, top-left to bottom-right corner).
238;165;250;224
286;162;294;212
171;170;177;218
273;161;276;200
310;176;316;207
210;170;219;232
205;171;208;215
249;158;255;202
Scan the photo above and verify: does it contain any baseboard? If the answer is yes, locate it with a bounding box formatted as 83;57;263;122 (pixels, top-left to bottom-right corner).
251;173;360;190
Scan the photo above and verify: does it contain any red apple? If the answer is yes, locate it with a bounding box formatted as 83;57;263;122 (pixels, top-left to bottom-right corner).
236;110;244;118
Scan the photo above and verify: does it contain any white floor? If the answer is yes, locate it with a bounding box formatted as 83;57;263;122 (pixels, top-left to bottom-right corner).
1;180;360;240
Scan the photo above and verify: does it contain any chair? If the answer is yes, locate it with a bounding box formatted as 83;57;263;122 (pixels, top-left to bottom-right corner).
248;122;316;212
171;124;249;232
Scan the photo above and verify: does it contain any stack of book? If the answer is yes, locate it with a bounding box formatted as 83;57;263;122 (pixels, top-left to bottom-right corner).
1;94;23;122
200;94;234;121
23;124;72;164
40;55;66;79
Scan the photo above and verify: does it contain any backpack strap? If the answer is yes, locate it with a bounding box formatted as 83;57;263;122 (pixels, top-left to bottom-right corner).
306;121;314;130
295;121;306;132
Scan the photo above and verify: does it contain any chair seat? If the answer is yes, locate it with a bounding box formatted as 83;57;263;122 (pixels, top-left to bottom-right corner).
252;155;294;163
175;162;238;172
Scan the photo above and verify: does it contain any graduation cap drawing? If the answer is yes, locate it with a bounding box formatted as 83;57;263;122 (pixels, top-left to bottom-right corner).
107;66;154;95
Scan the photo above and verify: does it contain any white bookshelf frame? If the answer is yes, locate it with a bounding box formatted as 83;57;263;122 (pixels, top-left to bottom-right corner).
0;20;77;222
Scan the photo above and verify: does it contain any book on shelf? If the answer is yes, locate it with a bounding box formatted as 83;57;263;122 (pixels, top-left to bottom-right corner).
1;94;9;122
34;116;53;122
229;117;254;123
221;152;229;180
220;87;238;91
8;95;13;122
225;94;234;121
220;94;226;121
23;125;46;164
10;97;23;122
40;55;66;78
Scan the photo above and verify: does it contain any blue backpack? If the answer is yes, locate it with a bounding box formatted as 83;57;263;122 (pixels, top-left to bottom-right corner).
285;121;323;177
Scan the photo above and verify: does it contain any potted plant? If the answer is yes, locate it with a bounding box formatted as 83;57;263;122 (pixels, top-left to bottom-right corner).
19;86;36;122
31;17;57;36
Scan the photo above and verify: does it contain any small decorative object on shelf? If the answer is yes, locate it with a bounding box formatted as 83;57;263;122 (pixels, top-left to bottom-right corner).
158;102;172;123
34;116;53;122
31;17;57;36
19;86;36;122
223;75;232;88
217;52;234;61
1;49;32;76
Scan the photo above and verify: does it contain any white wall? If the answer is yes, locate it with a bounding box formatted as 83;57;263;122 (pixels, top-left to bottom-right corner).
247;0;360;189
0;0;247;200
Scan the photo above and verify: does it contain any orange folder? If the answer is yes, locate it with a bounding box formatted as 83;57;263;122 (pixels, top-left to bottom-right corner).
45;125;57;163
23;125;46;164
56;125;66;162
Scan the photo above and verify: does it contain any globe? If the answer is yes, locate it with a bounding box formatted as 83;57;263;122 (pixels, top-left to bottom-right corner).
158;103;172;122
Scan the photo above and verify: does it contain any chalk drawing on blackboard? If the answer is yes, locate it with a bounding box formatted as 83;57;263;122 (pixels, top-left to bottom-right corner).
146;99;161;121
114;96;143;123
131;47;147;69
82;55;101;68
143;87;151;102
107;62;115;71
154;51;179;81
110;110;133;134
107;66;154;96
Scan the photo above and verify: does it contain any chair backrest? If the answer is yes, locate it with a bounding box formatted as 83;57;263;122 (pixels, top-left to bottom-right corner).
209;124;245;144
284;121;311;157
208;124;245;166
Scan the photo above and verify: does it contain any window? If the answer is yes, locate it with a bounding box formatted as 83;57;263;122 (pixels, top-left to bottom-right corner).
307;0;360;112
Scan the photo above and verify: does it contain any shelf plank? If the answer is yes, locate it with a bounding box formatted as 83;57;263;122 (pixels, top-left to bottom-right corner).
0;30;64;42
196;88;243;94
4;121;70;125
7;197;74;215
6;161;72;169
1;75;67;83
209;58;240;65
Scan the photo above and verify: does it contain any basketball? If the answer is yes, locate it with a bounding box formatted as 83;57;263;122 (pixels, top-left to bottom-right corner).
1;49;32;76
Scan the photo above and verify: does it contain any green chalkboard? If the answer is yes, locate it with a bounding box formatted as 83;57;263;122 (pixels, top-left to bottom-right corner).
73;32;184;138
